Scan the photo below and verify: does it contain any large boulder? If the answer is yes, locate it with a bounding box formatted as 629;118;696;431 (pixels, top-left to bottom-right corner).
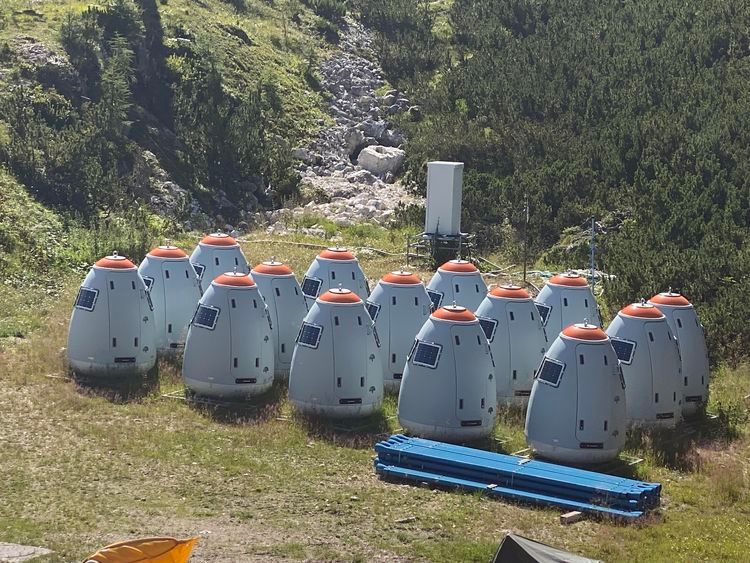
357;145;405;177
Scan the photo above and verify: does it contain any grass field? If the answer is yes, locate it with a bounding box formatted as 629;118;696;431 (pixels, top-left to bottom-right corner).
1;226;750;562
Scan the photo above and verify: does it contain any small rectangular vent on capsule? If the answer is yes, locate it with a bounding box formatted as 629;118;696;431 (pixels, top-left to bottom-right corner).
339;398;362;405
579;442;604;449
235;378;257;384
393;373;403;380
656;412;675;420
514;390;531;397
114;357;136;363
685;395;703;403
460;420;482;427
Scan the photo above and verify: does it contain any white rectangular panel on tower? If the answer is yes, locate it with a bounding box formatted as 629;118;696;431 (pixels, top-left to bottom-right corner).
425;161;464;235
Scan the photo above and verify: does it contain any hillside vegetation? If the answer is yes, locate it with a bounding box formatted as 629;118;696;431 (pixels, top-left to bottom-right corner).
355;0;750;364
0;0;336;228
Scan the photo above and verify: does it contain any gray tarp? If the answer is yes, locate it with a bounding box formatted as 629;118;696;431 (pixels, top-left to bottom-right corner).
492;533;602;563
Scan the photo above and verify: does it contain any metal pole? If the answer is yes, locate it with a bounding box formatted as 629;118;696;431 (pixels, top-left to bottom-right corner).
522;193;529;284
590;216;596;291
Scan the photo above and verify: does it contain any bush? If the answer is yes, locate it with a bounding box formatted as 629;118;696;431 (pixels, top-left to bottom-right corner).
305;0;346;22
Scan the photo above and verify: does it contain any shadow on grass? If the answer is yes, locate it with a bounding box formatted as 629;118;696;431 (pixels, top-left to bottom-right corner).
186;378;289;425
72;364;160;403
294;408;391;449
624;410;745;472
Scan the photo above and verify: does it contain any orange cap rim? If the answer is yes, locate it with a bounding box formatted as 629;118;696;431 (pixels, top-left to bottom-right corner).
213;272;255;287
432;305;477;322
438;259;478;273
318;247;356;261
95;254;135;269
562;323;608;341
620;302;664;319
381;271;422;285
490;284;530;299
649;292;691;307
549;272;589;287
148;245;188;259
201;233;238;246
252;261;294;276
318;287;362;304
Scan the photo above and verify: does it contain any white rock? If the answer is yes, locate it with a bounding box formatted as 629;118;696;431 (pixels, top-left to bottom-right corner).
357;145;405;177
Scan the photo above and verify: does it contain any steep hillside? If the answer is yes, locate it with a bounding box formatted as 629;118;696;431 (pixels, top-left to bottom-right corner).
0;0;336;230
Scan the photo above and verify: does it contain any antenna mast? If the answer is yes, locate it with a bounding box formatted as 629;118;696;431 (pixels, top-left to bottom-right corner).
589;216;596;291
522;192;529;285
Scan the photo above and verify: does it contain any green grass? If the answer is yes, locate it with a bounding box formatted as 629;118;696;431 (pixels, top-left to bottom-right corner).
1;227;750;562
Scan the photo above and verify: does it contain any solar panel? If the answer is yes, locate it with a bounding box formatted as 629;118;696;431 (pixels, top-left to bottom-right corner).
191;263;205;279
141;276;154;291
301;276;322;299
193;305;219;330
297;322;323;348
427;289;443;310
365;301;381;322
537;358;564;387
74;287;98;311
477;316;498;342
412;341;442;368
610;337;636;365
535;302;552;326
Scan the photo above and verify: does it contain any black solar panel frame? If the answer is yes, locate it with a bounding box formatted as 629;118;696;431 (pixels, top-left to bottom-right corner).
477;316;498;342
191;263;206;279
365;301;381;322
372;325;381;348
301;276;323;299
427;289;443;310
537;357;565;387
535;302;552;326
610;337;636;365
406;338;418;361
193;304;220;330
297;322;323;349
412;341;442;369
74;287;99;311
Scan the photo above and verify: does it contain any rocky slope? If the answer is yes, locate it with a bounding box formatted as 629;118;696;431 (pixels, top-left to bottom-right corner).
264;17;421;233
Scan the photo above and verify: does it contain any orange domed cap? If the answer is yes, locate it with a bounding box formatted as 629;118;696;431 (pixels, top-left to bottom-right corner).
549;271;589;287
318;247;356;260
650;291;691;307
252;260;293;276
562;323;608;341
201;233;238;246
432;305;477;322
148;245;187;259
319;287;362;304
95;252;135;269
490;284;530;299
381;270;422;285
213;272;255;287
439;259;478;273
620;302;664;319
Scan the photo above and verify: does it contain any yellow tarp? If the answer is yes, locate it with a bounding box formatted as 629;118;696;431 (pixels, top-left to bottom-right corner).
83;537;199;563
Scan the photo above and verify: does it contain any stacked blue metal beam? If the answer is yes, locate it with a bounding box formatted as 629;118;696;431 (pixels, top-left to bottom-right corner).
374;435;660;520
